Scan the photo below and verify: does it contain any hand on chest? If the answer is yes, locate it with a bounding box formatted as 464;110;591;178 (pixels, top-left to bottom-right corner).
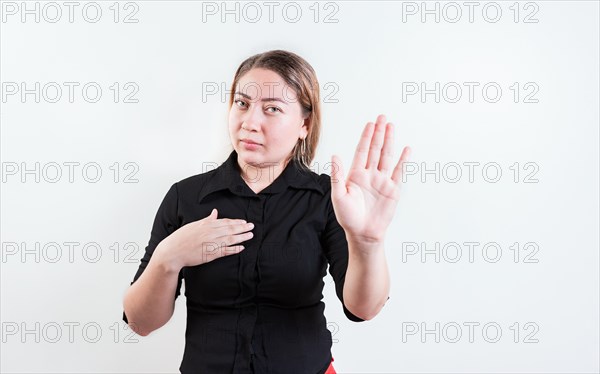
182;193;329;308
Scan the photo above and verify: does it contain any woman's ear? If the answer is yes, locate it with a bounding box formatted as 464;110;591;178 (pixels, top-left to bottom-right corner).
300;115;310;137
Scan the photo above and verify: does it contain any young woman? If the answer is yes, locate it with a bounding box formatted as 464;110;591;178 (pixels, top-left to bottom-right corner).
122;49;410;373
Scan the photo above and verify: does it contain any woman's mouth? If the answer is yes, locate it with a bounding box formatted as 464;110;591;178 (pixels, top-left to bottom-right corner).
241;139;262;150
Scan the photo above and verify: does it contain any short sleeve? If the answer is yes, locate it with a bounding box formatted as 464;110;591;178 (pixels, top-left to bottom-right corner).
320;177;367;323
122;182;184;324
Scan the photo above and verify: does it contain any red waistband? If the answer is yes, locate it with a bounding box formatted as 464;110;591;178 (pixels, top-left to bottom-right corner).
325;356;336;374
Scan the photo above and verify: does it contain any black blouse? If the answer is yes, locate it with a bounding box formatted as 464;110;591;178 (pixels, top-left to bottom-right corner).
123;149;372;374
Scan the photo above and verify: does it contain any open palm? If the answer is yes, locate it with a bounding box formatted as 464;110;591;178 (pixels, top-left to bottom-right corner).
330;114;411;243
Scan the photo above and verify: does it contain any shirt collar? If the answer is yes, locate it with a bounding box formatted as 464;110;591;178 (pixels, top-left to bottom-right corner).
197;150;324;202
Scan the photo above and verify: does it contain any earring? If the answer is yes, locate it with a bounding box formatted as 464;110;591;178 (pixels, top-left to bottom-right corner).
301;137;307;158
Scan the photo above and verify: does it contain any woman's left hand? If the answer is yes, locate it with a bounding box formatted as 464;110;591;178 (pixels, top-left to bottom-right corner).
330;114;411;244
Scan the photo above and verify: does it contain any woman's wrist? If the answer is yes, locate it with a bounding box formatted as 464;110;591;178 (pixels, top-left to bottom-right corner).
153;240;182;274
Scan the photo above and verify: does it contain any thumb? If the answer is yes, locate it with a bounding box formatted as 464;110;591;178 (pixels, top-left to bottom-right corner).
210;208;218;219
331;154;345;198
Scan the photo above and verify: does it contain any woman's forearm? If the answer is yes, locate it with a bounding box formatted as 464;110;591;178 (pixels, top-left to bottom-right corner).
122;242;181;336
342;234;390;321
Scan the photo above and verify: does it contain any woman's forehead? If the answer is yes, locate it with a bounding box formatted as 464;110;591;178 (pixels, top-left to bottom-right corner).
235;69;297;101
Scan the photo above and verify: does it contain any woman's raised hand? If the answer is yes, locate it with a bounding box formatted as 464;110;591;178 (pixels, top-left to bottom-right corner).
330;114;411;244
156;208;253;271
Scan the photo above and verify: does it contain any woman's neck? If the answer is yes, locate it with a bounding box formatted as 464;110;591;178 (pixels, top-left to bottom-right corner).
237;158;290;193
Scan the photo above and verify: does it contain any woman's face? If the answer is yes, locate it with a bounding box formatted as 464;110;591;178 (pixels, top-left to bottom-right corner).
228;68;308;170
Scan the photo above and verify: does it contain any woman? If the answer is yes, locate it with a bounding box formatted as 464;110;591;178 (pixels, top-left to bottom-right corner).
122;49;410;373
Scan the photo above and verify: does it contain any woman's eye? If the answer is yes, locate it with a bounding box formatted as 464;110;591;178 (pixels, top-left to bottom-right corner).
234;100;280;113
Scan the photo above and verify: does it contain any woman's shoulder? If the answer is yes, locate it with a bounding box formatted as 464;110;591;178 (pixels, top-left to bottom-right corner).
292;161;334;196
314;172;334;197
177;168;219;185
167;167;221;199
172;151;239;192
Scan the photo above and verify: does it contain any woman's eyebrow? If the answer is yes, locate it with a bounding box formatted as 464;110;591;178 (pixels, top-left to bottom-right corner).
234;91;289;105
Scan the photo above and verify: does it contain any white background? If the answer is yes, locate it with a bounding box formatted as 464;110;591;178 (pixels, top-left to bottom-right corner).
1;1;598;373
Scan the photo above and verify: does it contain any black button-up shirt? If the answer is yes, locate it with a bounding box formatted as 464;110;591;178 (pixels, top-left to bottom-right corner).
123;149;369;373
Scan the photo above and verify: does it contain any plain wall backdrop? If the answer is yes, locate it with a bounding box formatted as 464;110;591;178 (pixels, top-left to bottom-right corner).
1;1;598;373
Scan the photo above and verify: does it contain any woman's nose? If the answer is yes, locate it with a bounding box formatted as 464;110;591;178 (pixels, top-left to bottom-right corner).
242;120;259;132
241;108;262;131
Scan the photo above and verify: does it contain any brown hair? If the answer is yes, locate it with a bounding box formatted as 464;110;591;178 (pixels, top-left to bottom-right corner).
228;50;321;170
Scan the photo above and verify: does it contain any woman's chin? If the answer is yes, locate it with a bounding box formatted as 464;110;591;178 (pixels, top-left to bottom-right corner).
236;152;261;166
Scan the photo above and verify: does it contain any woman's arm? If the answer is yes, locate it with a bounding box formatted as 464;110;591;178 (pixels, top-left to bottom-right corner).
122;243;181;336
343;236;390;321
328;114;410;320
122;208;252;336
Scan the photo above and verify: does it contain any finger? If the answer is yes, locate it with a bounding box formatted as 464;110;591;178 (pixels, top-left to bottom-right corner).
378;122;394;174
366;114;387;169
206;209;246;225
391;146;411;185
206;231;254;254
331;154;346;198
218;229;254;248
205;244;246;262
215;218;248;225
214;221;254;239
207;209;247;226
350;121;374;172
226;230;255;245
208;210;247;227
200;208;221;224
221;245;246;256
